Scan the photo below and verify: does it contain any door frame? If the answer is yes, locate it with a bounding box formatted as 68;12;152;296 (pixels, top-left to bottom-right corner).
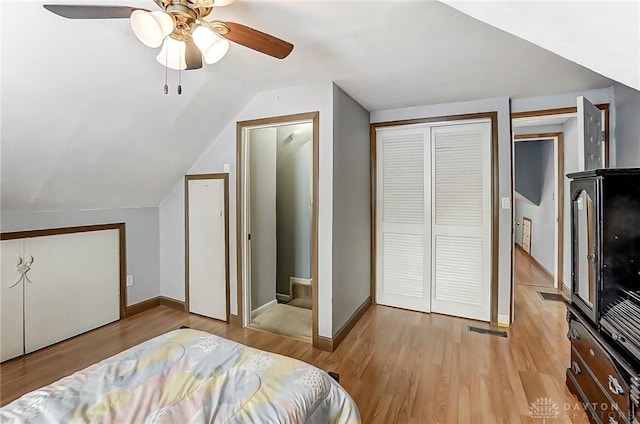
370;112;500;325
184;173;230;322
509;103;610;318
236;111;319;348
513;132;564;289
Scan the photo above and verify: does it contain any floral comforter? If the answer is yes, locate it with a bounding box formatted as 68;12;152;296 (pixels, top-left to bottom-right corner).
0;329;361;423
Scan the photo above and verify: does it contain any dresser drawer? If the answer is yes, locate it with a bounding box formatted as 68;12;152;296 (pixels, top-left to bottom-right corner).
570;347;629;423
569;319;630;413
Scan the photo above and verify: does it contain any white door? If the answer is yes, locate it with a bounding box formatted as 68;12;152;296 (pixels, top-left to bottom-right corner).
376;125;431;312
577;96;604;171
24;230;120;353
522;217;532;254
188;177;227;321
1;239;25;362
430;121;492;322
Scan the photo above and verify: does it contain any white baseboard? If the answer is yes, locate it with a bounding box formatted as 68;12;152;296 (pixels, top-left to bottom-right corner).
276;293;291;302
498;313;510;328
251;299;277;319
290;276;312;286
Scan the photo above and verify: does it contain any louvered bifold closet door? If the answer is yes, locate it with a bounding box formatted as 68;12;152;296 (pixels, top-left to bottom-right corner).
430;121;491;321
376;126;430;312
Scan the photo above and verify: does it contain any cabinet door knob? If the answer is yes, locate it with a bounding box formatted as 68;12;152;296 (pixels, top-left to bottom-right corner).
608;375;624;395
568;328;580;340
571;361;582;374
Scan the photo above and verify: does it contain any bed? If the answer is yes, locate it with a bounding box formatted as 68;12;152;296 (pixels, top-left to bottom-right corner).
0;328;361;423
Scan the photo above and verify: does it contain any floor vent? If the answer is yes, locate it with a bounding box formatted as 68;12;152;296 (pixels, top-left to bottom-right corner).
538;292;566;302
468;326;507;338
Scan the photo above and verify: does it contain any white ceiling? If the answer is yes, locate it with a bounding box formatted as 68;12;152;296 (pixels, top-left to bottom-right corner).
442;0;640;91
0;0;625;212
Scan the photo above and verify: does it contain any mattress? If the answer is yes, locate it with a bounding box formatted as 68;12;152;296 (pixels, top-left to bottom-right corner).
0;328;361;423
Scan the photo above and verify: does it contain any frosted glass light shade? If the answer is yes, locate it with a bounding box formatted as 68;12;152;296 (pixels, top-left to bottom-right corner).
156;37;187;70
192;25;230;64
192;0;237;6
130;10;174;48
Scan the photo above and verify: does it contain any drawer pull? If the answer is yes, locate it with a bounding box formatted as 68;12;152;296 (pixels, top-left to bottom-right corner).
608;375;624;395
571;361;582;375
612;332;627;343
589;348;595;357
568;328;580;340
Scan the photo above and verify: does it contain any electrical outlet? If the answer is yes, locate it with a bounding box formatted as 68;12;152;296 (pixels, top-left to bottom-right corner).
501;197;511;209
126;275;134;287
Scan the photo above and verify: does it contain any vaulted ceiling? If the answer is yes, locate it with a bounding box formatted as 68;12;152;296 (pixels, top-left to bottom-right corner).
2;0;633;212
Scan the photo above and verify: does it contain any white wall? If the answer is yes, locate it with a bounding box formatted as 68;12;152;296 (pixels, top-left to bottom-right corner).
332;84;371;336
613;82;640;167
249;127;278;310
514;139;555;274
1;207;160;305
371;97;512;323
159;82;334;337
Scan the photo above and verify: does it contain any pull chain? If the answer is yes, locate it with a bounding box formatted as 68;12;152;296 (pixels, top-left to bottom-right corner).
177;42;183;95
163;43;169;94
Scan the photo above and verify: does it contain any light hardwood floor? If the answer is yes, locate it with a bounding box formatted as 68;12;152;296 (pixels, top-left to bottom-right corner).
1;254;586;423
514;244;555;288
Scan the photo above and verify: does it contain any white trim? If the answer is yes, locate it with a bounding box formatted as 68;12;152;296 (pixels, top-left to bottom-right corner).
498;314;510;328
290;277;312;286
276;293;291;302
251;299;277;319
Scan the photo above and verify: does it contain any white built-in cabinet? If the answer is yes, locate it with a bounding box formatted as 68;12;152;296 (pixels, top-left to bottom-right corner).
376;119;492;322
1;227;121;362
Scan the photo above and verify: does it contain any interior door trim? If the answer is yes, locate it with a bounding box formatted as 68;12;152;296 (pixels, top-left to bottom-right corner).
236;112;320;349
184;173;230;323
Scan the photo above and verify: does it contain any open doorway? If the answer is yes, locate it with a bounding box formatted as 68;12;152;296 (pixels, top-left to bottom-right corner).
236;112;319;346
510;101;610;322
512;132;563;290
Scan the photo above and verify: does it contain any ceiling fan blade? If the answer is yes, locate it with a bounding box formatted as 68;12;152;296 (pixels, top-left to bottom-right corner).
219;22;293;59
185;39;203;70
43;5;147;19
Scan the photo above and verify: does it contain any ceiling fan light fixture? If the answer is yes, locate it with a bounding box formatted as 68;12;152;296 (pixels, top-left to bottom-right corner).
193;25;230;64
130;10;175;48
156;37;187;70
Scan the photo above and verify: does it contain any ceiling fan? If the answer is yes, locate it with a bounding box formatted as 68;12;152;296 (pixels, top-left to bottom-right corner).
43;0;294;71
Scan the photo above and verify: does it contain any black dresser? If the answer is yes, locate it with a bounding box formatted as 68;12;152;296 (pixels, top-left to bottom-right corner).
566;169;640;424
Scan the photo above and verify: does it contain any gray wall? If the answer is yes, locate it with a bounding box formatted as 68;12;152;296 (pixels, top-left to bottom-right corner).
0;207;160;305
332;84;371;336
514;139;556;274
514;141;545;205
249;127;278;310
275;124;312;296
614;82;640;167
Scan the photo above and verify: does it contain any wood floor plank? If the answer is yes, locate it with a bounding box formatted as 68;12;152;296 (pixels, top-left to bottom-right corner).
1;247;586;423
